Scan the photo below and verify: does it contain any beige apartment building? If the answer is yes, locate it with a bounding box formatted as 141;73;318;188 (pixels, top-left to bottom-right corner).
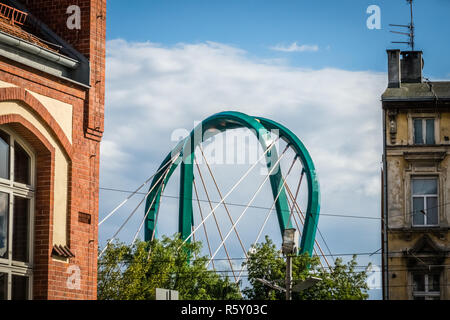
382;49;450;300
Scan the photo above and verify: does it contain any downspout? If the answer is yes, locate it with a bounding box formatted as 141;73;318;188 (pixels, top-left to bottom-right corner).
382;107;389;300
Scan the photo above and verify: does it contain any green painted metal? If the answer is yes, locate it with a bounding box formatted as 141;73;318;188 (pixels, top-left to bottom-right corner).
255;117;321;255
144;111;320;256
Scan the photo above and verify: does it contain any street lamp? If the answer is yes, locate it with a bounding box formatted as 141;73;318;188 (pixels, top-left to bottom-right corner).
292;277;322;292
282;228;299;300
281;228;299;255
256;228;322;300
256;277;322;294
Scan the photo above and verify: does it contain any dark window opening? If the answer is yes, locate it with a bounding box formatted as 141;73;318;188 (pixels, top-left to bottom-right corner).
12;197;29;263
0;130;9;180
413;118;435;145
0;192;9;260
11;275;28;300
13;142;30;185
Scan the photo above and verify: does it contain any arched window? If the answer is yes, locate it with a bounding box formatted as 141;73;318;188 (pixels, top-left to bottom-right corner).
0;127;34;300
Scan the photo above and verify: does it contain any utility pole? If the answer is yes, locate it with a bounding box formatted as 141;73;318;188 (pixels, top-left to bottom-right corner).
285;252;293;300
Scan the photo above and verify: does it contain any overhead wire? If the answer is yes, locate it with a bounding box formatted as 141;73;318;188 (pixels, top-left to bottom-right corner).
100;187;381;221
98;160;174;258
98;153;180;226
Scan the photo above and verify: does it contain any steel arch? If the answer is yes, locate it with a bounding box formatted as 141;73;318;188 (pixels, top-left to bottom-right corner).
144;111;320;255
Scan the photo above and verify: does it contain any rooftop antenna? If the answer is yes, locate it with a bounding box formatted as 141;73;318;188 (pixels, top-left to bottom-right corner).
389;0;415;50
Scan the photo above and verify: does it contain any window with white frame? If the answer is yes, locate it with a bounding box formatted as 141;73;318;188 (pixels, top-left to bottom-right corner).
412;272;441;300
413;118;435;145
0;128;34;300
412;178;439;227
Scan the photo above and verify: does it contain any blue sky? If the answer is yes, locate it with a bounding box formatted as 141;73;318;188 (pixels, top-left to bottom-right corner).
106;0;450;78
99;1;450;300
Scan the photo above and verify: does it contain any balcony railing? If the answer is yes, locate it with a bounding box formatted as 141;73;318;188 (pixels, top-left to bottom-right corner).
0;2;27;26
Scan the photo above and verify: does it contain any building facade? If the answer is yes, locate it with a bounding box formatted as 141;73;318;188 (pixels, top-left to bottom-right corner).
0;0;105;299
382;49;450;300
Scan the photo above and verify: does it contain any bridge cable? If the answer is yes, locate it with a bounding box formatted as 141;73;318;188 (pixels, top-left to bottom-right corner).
180;137;281;247
198;145;249;260
283;167;329;268
285;183;329;267
285;183;335;264
284;184;326;270
236;153;297;283
207;144;289;267
195;159;238;283
98;162;174;258
284;179;330;269
285;166;305;229
131;162;172;245
99;153;180;226
193;179;216;271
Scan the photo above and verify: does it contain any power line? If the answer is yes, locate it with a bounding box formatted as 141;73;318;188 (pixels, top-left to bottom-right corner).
98;248;450;262
97;266;450;277
99;187;381;221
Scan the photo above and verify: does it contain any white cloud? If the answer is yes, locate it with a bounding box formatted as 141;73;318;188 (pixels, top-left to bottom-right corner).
101;39;386;264
270;42;319;52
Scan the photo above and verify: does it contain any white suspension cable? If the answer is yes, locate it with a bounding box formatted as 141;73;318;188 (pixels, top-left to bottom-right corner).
207;144;289;267
98;162;174;258
236;154;297;283
195;160;238;283
99;153;179;226
285;183;331;269
193;179;216;271
180;137;280;246
198;145;248;260
254;155;297;248
131;164;172;245
285;166;304;230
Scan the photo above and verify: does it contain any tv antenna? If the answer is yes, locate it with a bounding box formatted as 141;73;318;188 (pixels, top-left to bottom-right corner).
390;0;415;50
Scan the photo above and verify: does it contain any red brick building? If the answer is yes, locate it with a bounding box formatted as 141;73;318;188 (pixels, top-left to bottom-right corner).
0;0;105;299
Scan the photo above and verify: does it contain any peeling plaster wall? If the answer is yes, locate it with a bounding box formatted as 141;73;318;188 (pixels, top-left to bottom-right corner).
385;108;450;300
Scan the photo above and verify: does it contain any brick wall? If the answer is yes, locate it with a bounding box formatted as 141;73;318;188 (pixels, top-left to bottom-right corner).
0;0;106;300
21;0;106;136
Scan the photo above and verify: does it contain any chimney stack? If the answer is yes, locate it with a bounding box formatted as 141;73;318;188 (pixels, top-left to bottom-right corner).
387;49;401;88
387;49;424;88
401;51;423;83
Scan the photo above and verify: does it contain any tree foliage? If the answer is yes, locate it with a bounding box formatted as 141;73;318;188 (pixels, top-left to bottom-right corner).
242;236;370;300
97;235;241;300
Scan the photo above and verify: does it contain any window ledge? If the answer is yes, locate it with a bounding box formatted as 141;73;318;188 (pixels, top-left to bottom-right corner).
404;151;447;162
389;226;448;232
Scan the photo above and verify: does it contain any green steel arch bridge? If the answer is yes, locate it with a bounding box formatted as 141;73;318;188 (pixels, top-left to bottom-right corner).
100;111;328;282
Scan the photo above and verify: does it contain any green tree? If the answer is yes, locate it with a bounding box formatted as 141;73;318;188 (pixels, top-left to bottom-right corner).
98;235;241;300
243;236;370;300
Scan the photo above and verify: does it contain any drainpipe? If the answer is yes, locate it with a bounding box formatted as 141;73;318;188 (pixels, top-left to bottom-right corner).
0;31;79;69
382;108;389;300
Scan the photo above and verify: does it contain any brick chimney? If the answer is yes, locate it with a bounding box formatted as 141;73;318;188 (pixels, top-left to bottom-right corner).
387;49;401;88
401;51;423;83
387;49;423;88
